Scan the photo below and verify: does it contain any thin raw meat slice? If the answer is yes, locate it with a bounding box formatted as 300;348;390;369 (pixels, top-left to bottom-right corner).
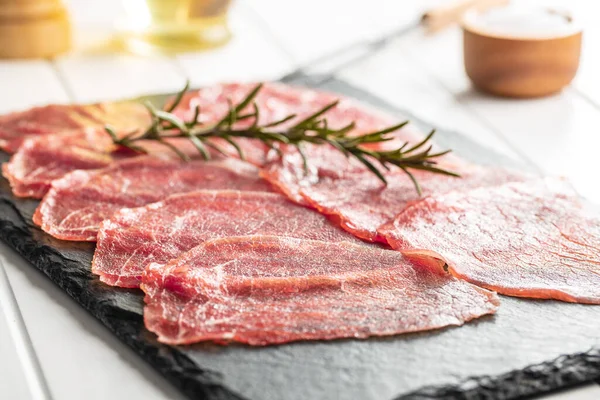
2;129;114;198
0;104;94;152
260;143;367;204
175;82;395;134
141;236;499;346
34;157;273;241
2;128;207;199
299;163;526;243
380;178;600;304
93;190;364;288
175;82;407;168
1;81;391;198
0;102;149;153
260;126;440;205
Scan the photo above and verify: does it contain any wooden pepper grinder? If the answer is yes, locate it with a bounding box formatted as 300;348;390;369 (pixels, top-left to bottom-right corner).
0;0;71;59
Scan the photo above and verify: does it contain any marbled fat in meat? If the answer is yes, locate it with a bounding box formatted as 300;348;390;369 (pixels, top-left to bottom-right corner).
2;128;208;199
2;82;404;200
380;178;600;304
0;102;149;153
3;129;114;198
141;236;499;346
175;82;408;169
93;190;364;288
33;157;273;241
299;163;527;243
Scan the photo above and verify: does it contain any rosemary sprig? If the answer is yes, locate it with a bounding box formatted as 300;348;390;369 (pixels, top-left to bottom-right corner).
105;82;459;194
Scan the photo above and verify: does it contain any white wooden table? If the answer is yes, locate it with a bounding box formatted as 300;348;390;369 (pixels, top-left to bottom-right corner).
1;1;599;399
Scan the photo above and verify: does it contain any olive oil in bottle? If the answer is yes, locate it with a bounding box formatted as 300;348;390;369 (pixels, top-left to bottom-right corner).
120;0;231;54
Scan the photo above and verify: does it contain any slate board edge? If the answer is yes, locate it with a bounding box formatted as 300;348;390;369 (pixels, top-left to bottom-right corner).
0;201;247;400
400;349;600;400
0;75;598;400
2;210;599;400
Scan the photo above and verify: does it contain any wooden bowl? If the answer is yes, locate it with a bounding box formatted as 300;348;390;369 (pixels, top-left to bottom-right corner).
462;8;582;98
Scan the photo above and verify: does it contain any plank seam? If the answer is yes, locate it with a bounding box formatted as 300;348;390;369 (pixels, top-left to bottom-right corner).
0;259;54;400
48;61;76;102
240;2;300;67
167;57;192;84
569;86;600;114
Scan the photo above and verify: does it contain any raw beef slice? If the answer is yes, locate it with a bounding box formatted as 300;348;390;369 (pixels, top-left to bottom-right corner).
2;127;211;199
33;157;273;241
141;236;499;346
93;190;363;288
175;82;398;139
3;129;114;198
2;81;403;199
380;178;600;304
0;102;149;153
299;163;526;243
176;82;415;171
260;122;425;205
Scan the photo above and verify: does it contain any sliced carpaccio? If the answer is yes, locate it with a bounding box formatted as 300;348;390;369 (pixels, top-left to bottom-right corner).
260;126;425;205
1;81;411;201
380;178;600;304
176;82;415;171
2;128;209;199
260;143;369;204
298;163;527;242
33;157;273;241
93;190;364;288
3;129;114;198
0;102;149;153
141;236;499;346
175;82;398;135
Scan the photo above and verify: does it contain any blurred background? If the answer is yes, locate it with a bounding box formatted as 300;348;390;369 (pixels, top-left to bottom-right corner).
3;0;598;99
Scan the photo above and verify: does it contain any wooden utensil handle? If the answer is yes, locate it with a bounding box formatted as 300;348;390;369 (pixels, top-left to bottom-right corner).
422;0;510;31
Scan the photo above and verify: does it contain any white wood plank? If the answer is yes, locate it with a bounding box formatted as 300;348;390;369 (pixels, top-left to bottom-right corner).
175;1;295;86
57;0;188;102
0;323;33;400
246;0;425;65
53;54;186;103
574;24;600;107
0;243;186;400
548;0;600;107
542;385;600;400
445;87;600;203
0;263;43;400
0;61;70;113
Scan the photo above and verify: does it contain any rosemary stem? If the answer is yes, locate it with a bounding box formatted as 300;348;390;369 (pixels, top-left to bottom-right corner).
106;81;459;193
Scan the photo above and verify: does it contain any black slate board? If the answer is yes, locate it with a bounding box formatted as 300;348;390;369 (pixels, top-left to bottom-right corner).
0;76;599;400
